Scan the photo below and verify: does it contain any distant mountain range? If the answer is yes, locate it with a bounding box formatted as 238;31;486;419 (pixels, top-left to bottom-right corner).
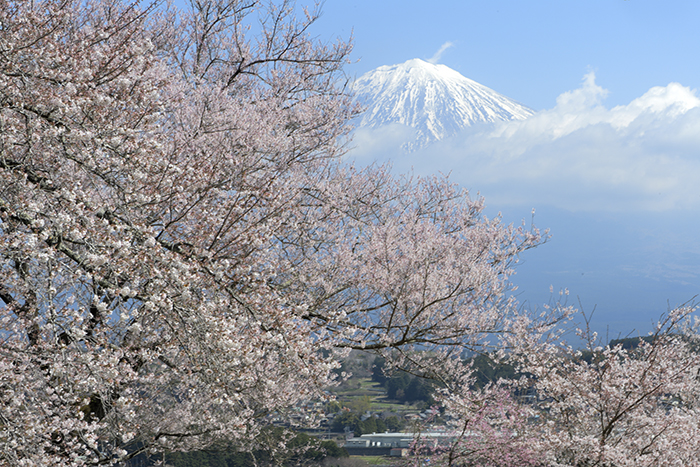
353;58;534;148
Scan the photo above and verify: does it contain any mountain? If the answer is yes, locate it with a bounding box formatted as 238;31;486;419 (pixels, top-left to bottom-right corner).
353;58;534;148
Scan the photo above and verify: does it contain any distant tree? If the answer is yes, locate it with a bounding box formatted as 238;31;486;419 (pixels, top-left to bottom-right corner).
327;400;343;413
383;415;405;432
384;371;434;403
387;372;412;401
404;376;434;404
469;353;517;388
331;411;361;434
318;440;349;460
166;429;346;467
345;395;371;414
356;416;386;436
371;356;387;385
608;335;655;350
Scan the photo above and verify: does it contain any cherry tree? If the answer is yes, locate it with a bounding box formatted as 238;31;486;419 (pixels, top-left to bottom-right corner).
421;384;543;467
517;306;700;467
0;0;550;465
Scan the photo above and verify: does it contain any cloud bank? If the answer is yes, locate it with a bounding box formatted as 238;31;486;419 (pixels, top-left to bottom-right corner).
349;73;700;212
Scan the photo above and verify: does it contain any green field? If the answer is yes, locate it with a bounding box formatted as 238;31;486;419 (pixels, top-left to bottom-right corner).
351;455;399;466
335;377;422;413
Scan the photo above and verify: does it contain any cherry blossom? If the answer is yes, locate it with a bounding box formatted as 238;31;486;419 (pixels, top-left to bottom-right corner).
516;306;700;467
0;0;550;464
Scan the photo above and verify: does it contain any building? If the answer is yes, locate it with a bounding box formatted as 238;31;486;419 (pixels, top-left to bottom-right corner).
343;432;452;456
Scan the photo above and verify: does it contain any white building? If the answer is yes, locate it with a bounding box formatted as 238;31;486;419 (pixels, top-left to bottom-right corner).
344;432;451;449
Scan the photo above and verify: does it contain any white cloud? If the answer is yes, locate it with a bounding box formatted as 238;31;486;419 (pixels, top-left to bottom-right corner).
427;41;454;64
348;73;700;212
346;123;418;163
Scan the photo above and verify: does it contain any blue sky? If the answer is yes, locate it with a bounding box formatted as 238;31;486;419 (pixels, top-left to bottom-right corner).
315;0;700;111
310;0;700;340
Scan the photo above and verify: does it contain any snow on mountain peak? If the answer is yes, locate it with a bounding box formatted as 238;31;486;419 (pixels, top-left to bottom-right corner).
353;58;534;147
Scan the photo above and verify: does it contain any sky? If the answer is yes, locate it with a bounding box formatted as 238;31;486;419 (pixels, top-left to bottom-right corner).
309;0;700;340
313;0;700;111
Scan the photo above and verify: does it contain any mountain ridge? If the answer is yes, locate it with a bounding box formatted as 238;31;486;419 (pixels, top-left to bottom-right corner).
353;58;534;148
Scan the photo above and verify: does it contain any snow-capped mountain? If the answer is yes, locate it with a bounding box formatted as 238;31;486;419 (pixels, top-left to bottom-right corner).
353;58;534;147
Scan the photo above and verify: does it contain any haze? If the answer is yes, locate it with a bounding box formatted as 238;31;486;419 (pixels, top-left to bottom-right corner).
312;0;700;339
